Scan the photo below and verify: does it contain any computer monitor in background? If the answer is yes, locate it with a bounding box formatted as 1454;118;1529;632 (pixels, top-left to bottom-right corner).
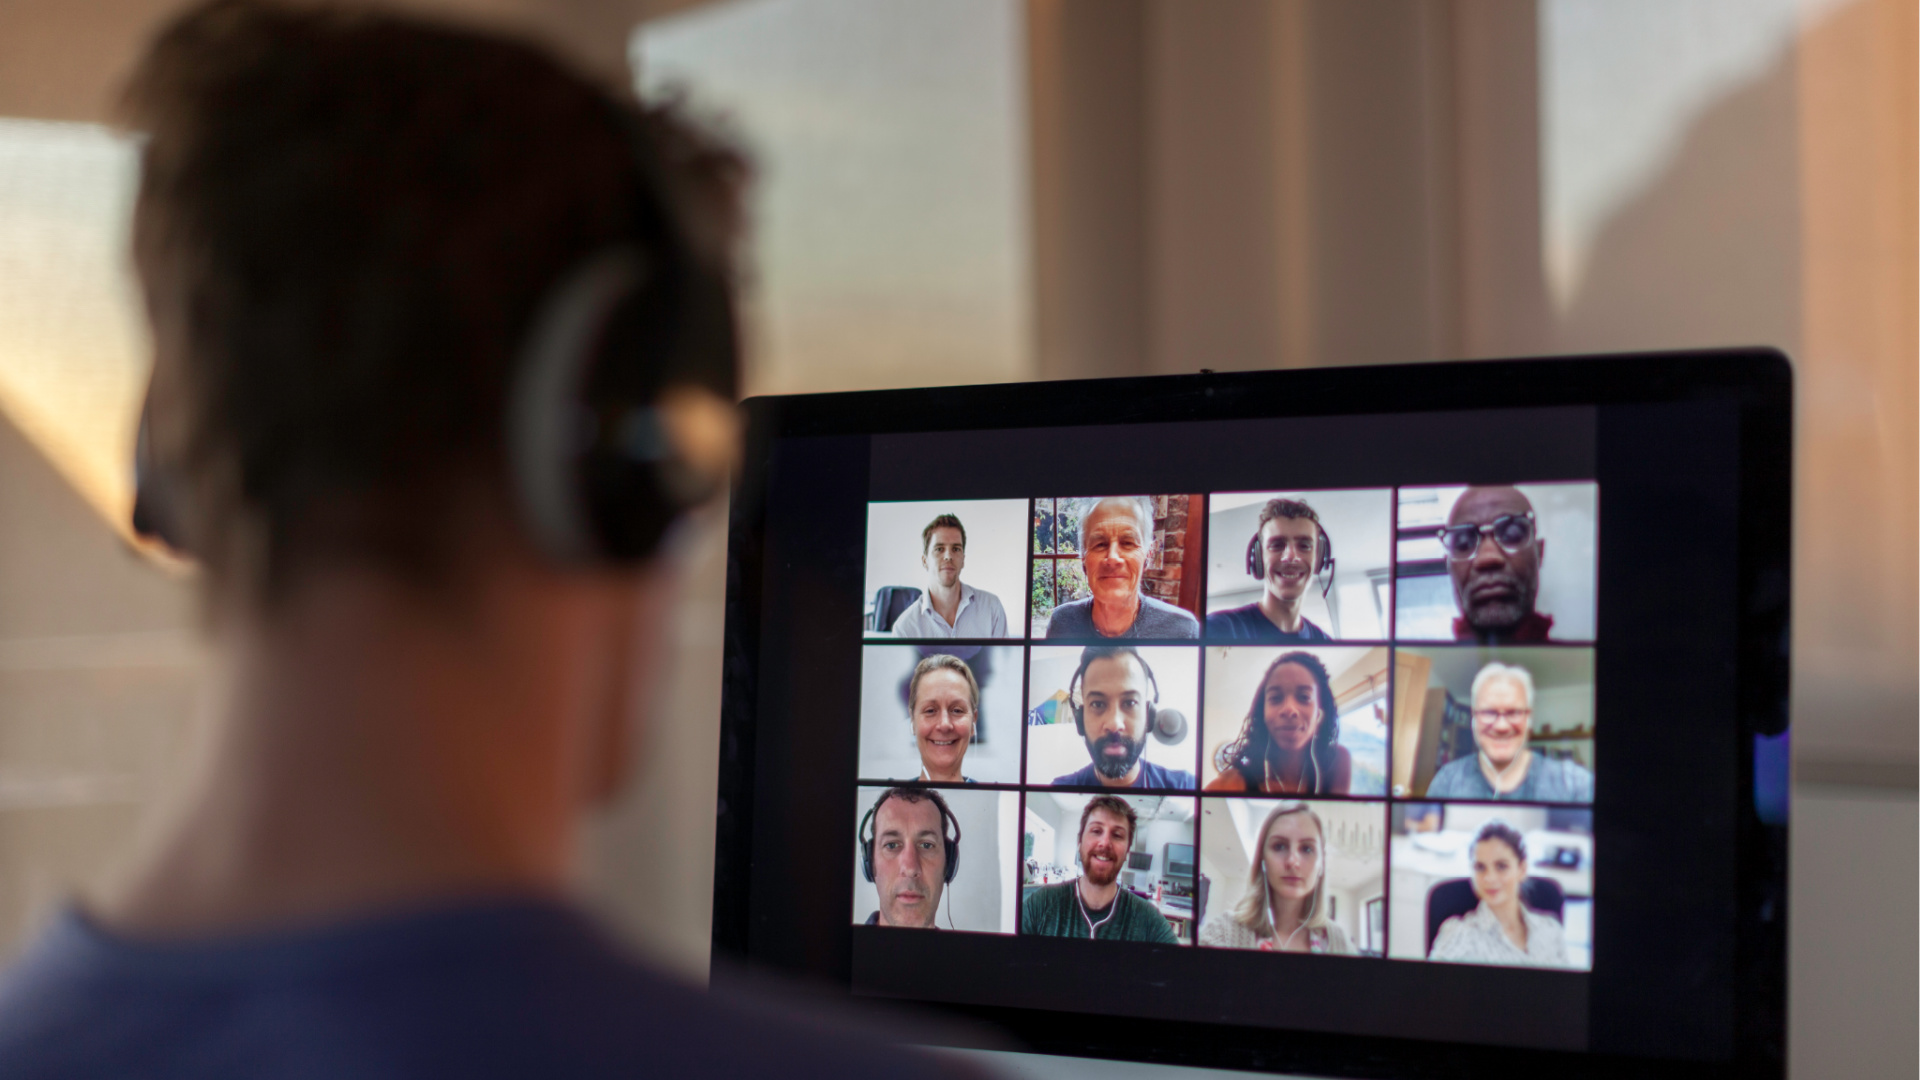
715;350;1790;1079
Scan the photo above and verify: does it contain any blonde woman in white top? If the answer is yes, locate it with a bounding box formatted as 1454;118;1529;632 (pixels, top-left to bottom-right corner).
1199;801;1356;955
1429;820;1571;967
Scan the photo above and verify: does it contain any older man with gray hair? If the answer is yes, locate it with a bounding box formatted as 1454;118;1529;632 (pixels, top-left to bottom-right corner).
1425;662;1593;803
1044;496;1199;639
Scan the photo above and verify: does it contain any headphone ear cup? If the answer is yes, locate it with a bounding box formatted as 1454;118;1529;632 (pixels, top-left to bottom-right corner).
1073;703;1085;736
944;832;960;885
861;839;875;883
1246;532;1262;579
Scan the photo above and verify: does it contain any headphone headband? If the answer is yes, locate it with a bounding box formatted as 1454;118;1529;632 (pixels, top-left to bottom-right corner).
859;787;962;886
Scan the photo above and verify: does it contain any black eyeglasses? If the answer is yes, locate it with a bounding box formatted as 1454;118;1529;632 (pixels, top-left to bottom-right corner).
1435;511;1536;561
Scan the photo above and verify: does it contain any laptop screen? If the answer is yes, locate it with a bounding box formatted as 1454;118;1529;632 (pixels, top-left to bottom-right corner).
716;354;1789;1078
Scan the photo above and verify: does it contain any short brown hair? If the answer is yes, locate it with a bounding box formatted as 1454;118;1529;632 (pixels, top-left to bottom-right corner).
1256;498;1321;557
1078;794;1138;848
124;0;744;602
921;514;966;555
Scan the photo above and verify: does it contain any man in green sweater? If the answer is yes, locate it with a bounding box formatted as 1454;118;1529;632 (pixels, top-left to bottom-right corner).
1022;795;1179;943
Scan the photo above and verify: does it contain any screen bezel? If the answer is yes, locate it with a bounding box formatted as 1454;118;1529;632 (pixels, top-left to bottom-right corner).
713;349;1790;1079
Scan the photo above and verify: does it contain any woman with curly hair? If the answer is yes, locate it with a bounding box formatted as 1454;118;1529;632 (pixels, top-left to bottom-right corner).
1204;651;1351;794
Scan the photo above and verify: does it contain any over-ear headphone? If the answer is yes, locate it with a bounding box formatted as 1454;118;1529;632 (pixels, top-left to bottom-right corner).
131;102;738;565
1246;517;1336;599
1068;646;1160;736
859;787;961;885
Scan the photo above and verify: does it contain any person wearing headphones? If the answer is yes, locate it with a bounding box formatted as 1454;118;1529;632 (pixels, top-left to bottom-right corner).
1204;652;1353;795
1206;499;1335;643
1049;647;1198;789
1424;662;1593;803
858;787;960;928
1020;796;1178;943
1198;802;1355;954
0;5;988;1078
1429;821;1571;967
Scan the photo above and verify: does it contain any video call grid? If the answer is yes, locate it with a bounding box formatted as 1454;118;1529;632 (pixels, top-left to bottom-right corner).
855;487;1599;969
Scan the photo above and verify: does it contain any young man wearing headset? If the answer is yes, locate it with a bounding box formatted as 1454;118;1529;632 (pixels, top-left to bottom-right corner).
0;4;987;1077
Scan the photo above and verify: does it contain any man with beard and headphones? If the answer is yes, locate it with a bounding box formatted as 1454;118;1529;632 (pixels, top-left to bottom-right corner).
1049;647;1198;790
0;5;991;1078
1020;796;1179;944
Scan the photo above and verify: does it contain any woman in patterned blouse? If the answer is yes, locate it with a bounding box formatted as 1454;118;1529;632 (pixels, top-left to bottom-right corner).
1198;801;1356;954
1429;821;1571;967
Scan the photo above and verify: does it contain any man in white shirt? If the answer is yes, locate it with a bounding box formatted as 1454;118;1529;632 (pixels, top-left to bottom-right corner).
891;514;1009;637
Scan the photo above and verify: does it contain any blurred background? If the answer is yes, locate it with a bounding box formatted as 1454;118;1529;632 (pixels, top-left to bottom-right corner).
0;0;1911;1076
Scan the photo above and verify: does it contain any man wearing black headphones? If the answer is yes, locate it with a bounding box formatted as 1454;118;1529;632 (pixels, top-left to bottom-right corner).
1049;647;1198;790
0;6;986;1079
1206;498;1337;642
858;787;961;928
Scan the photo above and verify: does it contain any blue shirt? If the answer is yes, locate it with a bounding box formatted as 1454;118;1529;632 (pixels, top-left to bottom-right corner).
1425;753;1595;803
1050;759;1198;790
0;900;983;1080
1204;604;1332;643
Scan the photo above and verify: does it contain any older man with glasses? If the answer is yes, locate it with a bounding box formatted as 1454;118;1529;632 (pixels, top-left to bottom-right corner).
1425;662;1594;803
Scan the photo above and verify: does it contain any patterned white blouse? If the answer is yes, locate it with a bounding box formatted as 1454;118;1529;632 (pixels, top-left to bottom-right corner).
1429;901;1571;968
1198;915;1356;955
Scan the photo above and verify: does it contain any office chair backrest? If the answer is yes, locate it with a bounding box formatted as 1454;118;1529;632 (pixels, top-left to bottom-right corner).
1424;877;1566;956
869;586;923;632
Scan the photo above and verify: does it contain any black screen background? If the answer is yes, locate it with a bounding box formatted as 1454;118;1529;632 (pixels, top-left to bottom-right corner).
721;387;1758;1075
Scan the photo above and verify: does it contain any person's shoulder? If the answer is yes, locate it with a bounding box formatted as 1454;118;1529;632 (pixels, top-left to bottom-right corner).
1139;761;1197;790
0;903;987;1080
1050;764;1097;786
1203;769;1250;793
1204;604;1260;638
1424;756;1479;796
1044;598;1092;636
1137;596;1199;637
1429;913;1473;958
889;604;934;636
1296;617;1333;642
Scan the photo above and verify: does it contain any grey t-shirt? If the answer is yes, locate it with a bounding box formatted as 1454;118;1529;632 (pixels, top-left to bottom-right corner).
1426;752;1594;804
1044;595;1199;639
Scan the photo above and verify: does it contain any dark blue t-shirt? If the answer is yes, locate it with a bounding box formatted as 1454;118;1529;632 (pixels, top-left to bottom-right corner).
0;900;984;1080
1204;604;1333;643
1050;759;1197;790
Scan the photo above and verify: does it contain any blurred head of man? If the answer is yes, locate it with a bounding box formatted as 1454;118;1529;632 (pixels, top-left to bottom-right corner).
1077;796;1137;888
869;789;950;928
1444;486;1546;640
101;0;745;934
